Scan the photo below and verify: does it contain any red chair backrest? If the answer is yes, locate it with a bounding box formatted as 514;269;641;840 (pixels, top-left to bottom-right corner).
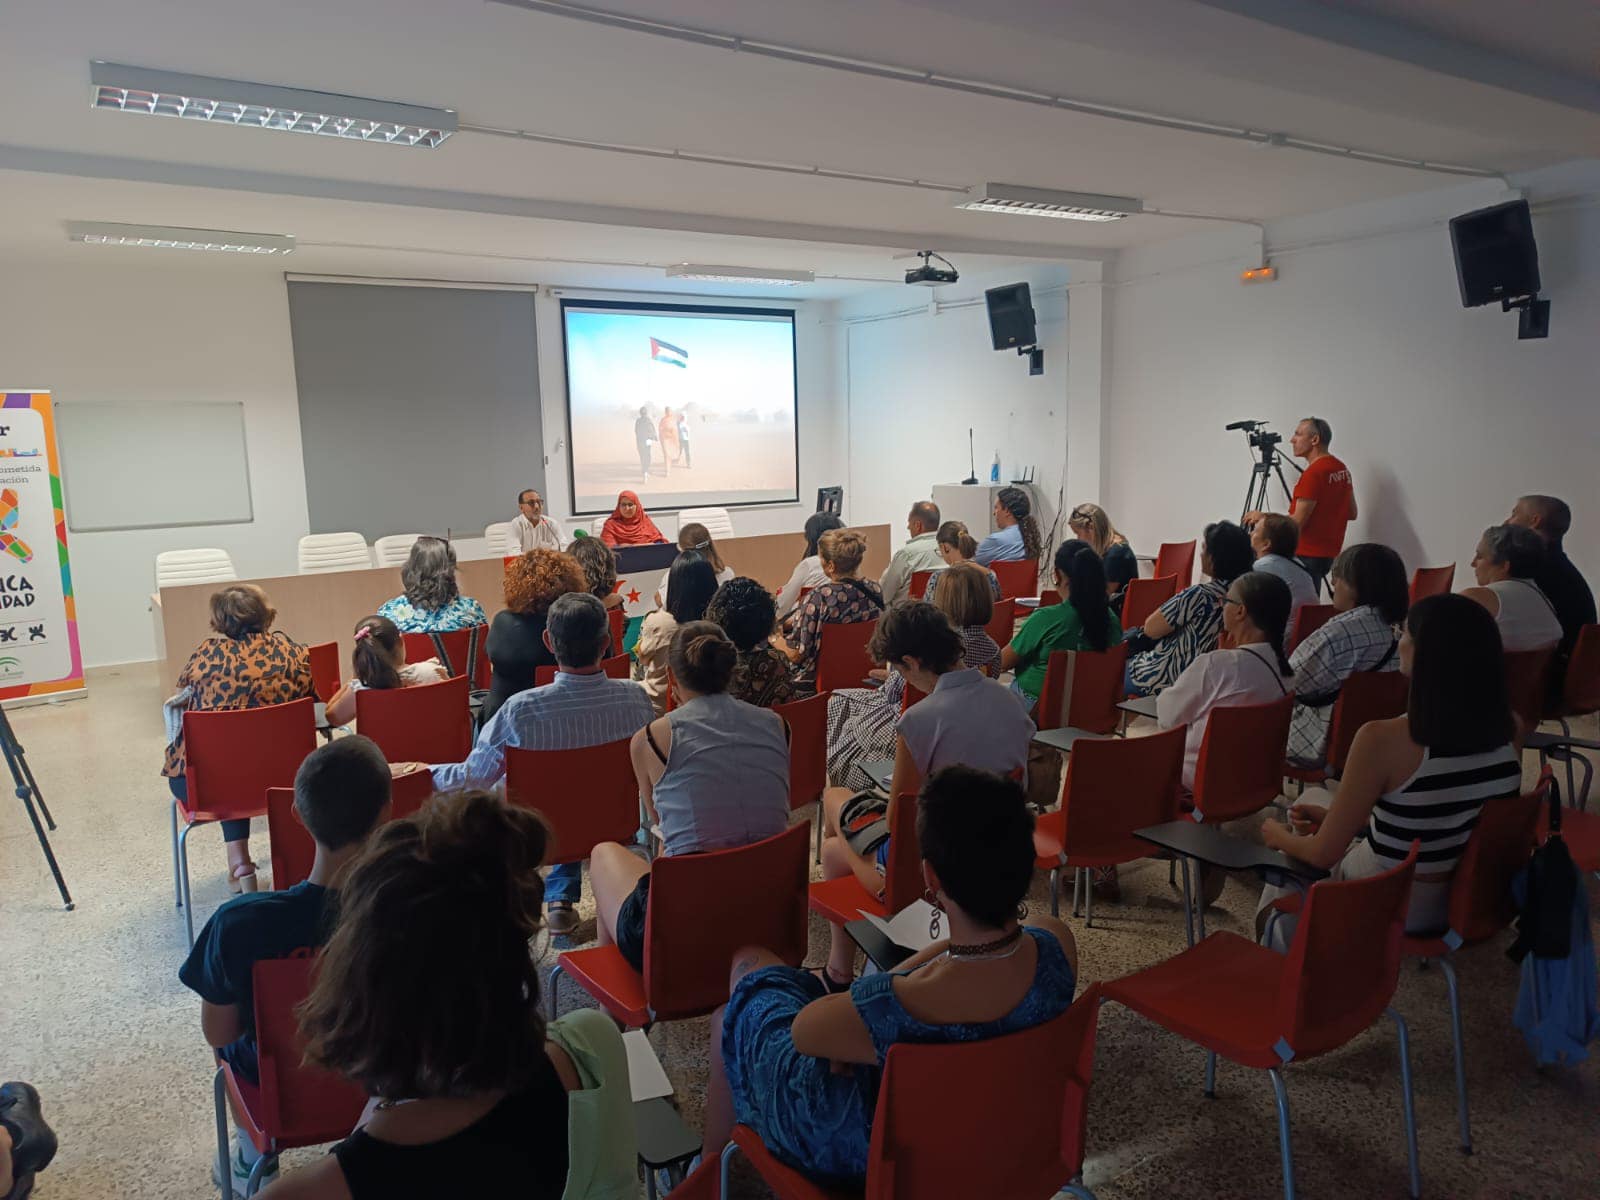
1279;843;1417;1059
900;682;926;713
534;656;630;689
183;698;318;822
306;641;340;704
1121;574;1178;632
1288;603;1336;652
1503;646;1556;736
1409;564;1455;605
643;823;810;1021
1155;541;1196;588
880;791;926;915
400;625;488;687
989;559;1036;601
1039;589;1062;608
816;620;879;694
909;568;936;600
1325;670;1410;773
1058;725;1185;862
608;606;626;658
983;600;1015;653
863;984;1104;1199
355;675;472;764
774;691;829;812
1036;643;1130;735
1558;624;1600;716
252;953;368;1143
267;771;435;890
1446;775;1546;946
505;739;638;865
1191;693;1296;824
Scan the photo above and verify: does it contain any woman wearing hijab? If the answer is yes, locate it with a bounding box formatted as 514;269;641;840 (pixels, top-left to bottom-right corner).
601;491;667;547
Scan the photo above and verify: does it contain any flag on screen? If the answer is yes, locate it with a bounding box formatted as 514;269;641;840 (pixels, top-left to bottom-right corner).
649;338;688;368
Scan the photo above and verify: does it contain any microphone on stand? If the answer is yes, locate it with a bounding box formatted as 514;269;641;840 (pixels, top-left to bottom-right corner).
962;428;979;485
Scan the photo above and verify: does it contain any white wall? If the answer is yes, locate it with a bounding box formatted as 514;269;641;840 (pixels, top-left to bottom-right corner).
837;266;1074;552
1104;160;1600;587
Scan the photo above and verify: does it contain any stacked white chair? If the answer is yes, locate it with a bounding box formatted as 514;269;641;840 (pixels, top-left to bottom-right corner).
154;549;238;590
483;522;516;557
297;532;373;574
677;507;734;539
372;534;423;567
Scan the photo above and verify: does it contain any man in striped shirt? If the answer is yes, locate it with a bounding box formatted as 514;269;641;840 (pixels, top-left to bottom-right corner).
431;591;653;933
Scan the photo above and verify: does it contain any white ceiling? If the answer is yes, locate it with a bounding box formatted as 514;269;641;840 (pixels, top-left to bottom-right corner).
0;0;1595;296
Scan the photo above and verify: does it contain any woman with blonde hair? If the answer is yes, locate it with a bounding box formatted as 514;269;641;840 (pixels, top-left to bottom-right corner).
1067;503;1138;604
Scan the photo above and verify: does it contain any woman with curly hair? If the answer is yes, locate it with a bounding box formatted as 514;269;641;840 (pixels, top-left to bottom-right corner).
483;549;587;721
566;536;624;611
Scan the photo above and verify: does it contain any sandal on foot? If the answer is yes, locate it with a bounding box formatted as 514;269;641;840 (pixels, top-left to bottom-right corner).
808;966;852;994
228;863;259;895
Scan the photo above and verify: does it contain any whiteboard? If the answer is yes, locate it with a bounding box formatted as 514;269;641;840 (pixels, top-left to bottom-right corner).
56;403;254;532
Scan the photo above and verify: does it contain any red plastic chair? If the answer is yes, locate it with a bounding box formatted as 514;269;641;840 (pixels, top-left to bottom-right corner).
1155;541;1196;588
984;599;1016;653
989;558;1036;601
213;952;367;1198
533;654;631;688
266;771;435;890
1189;695;1296;824
722;984;1105;1200
174;698;318;947
504;738;638;866
1409;564;1455;605
305;642;340;705
1502;645;1556;738
775;691;830;862
810;791;923;926
1287;603;1335;653
609;605;626;658
1039;588;1062;607
815;620;878;694
909;568;936;599
1284;669;1409;790
1103;844;1423;1200
1036;643;1130;736
551;823;810;1026
1121;574;1178;633
399;623;487;687
354;675;472;765
1034;724;1186;921
1538;623;1600;807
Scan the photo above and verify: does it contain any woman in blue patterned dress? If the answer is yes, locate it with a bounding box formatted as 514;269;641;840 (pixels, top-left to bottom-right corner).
376;537;488;633
699;766;1079;1182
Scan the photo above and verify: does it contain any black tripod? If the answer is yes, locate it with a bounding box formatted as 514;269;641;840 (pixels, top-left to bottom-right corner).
1;704;72;910
1240;440;1301;522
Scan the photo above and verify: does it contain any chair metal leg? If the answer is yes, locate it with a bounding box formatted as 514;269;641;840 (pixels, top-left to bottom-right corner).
1268;1067;1296;1200
1072;866;1085;919
1439;958;1472;1154
1387;1007;1423;1199
1178;857;1195;946
213;1066;234;1200
244;1151;274;1197
1193;858;1208;941
720;1140;741;1198
1204;1050;1217;1099
1050;866;1061;918
1168;859;1176;888
171;801;183;908
179;822;198;948
1084;869;1095;928
547;961;565;1020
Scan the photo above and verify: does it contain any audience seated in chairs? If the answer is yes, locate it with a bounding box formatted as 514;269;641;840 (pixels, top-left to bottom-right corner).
1286;543;1410;768
1506;494;1597;684
376;537;487;634
924;519;1001;603
430;592;654;936
483;549;588;723
1462;523;1564;653
775;511;843;626
775;528;885;693
324;615;448;727
1261;593;1521;948
702;767;1078;1178
705;576;799;708
1001;540;1120;716
269;791;636;1200
1068;502;1138;609
817;605;1035;991
179;737;392;1196
1125;520;1255;697
589;623;791;972
635;553;720;716
163;583;318;894
566;535;624;612
879;500;945;604
1250;513;1318;630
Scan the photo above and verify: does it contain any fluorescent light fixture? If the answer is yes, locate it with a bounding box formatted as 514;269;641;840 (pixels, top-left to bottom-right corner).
956;183;1142;222
665;264;814;285
66;221;295;254
89;62;456;148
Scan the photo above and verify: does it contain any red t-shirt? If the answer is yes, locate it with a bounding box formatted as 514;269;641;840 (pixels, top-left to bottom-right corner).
1292;454;1353;558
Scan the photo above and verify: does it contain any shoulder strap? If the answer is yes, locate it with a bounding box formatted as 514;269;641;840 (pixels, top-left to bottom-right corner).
427;632;452;675
1239;645;1289;694
1373;637;1398;670
837;577;882;608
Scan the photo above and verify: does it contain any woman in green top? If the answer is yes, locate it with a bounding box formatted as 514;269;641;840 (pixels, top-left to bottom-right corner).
1000;539;1120;712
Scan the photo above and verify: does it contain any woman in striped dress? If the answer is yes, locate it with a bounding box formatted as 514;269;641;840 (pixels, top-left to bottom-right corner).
1259;593;1521;946
824;565;1002;791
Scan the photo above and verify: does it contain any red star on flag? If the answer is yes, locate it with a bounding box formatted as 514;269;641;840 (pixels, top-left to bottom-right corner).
627;588;641;605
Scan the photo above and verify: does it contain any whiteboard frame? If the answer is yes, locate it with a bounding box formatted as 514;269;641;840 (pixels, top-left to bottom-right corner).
57;401;255;533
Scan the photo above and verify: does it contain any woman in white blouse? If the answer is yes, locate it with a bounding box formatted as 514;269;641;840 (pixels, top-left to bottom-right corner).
1461;524;1563;652
775;512;843;627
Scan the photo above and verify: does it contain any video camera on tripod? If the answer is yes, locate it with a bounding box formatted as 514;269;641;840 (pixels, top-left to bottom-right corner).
1226;419;1300;523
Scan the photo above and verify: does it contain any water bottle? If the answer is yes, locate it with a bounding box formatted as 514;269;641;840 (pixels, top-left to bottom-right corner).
990;452;1001;483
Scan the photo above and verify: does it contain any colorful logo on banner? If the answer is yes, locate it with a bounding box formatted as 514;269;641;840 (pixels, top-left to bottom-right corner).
0;392;83;700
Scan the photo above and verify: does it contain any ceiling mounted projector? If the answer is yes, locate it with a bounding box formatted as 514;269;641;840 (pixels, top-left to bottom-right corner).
905;250;958;287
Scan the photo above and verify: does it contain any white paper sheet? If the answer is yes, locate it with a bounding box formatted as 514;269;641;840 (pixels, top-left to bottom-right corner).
859;898;945;952
623;1028;674;1102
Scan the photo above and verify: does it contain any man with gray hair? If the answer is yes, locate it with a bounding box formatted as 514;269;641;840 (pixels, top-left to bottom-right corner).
879;499;944;603
1507;494;1595;676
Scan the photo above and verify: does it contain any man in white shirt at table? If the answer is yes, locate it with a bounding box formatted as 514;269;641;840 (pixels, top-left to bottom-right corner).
511;487;565;552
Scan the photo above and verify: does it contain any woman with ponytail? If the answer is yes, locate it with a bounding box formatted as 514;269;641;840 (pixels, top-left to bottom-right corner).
1156;571;1295;791
924;520;1001;603
975;486;1043;567
588;622;791;972
325;615;448;726
1000;540;1120;713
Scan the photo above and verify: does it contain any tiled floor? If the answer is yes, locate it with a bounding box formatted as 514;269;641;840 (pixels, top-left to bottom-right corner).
2;662;1597;1198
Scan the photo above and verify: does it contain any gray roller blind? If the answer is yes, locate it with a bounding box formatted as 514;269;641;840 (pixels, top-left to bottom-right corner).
286;282;543;540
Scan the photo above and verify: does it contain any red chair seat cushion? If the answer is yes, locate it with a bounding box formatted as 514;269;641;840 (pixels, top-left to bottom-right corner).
731;1125;854;1200
808;875;885;926
1102;932;1290;1069
557;945;651;1028
1540;805;1600;874
1032;810;1160;870
178;792;270;828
